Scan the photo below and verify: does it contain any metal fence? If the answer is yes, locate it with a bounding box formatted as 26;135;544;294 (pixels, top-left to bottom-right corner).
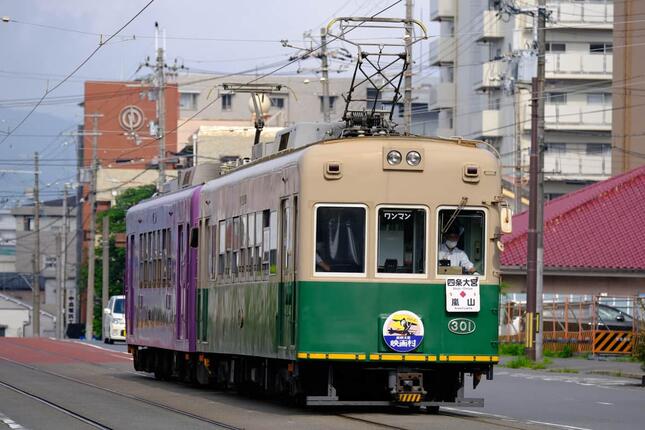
499;295;645;355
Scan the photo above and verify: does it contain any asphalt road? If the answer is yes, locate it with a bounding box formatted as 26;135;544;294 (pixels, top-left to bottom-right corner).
457;368;645;430
0;338;643;430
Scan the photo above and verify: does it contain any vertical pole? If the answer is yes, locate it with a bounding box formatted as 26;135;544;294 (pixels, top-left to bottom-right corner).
404;0;413;134
320;27;331;123
102;216;109;311
32;152;40;336
85;114;100;341
56;232;62;338
156;23;166;190
526;2;546;361
61;184;69;338
526;77;539;360
535;0;546;362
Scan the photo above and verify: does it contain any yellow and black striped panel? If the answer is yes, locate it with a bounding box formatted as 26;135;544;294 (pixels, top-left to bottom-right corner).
593;330;633;354
297;352;499;363
397;393;422;403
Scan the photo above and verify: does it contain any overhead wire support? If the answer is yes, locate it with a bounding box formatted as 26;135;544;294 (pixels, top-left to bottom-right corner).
325;16;427;135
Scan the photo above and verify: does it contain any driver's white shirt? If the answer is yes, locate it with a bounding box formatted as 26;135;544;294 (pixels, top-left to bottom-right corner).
438;243;474;271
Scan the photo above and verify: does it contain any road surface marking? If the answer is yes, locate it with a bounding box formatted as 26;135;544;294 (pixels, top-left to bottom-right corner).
595;402;613;405
0;411;28;429
443;407;593;430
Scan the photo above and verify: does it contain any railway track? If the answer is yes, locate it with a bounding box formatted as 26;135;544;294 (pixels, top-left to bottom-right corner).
0;342;547;430
0;355;243;430
0;379;113;430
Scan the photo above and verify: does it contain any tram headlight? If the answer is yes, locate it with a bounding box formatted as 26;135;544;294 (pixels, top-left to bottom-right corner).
386;150;402;165
406;151;422;166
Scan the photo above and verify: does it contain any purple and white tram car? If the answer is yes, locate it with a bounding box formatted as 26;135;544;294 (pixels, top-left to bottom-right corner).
125;185;201;361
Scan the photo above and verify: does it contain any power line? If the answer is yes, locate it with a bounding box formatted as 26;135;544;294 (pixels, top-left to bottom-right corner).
0;0;156;146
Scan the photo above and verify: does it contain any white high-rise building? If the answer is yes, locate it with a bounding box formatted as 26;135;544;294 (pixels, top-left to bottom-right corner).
429;0;613;206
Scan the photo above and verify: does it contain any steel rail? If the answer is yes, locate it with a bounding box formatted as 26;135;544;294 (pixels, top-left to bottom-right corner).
0;379;114;430
0;355;243;430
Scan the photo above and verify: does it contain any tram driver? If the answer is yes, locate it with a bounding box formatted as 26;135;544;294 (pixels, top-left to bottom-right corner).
438;224;477;275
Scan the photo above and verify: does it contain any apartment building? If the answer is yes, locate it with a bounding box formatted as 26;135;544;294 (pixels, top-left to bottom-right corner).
430;0;613;204
11;196;77;326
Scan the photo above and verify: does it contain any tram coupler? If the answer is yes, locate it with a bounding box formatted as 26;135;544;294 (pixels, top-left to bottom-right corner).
389;371;426;403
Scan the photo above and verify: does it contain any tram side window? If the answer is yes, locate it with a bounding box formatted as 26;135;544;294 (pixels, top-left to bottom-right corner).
255;212;263;277
315;206;366;274
218;221;226;277
247;213;255;275
237;215;248;276
377;208;426;274
437;209;485;276
232;217;240;277
139;234;144;288
209;221;216;279
225;218;233;278
269;211;277;275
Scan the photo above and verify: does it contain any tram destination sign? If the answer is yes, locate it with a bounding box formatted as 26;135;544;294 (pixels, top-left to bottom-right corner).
445;276;480;312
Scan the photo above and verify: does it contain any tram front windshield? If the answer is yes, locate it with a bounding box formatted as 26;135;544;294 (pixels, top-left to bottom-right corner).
315;206;365;273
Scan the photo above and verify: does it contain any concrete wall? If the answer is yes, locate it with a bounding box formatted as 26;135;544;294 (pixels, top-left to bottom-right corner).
502;273;645;297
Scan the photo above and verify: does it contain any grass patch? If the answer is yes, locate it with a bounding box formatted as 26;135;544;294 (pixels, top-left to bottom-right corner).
499;343;525;356
504;355;552;370
544;345;575;358
548;368;579;374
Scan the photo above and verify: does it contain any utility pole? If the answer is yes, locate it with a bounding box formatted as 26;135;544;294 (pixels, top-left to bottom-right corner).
526;0;546;361
155;22;166;190
85;113;102;341
60;184;69;338
320;27;331;123
403;0;413;134
55;232;62;338
102;215;109;313
32;152;40;336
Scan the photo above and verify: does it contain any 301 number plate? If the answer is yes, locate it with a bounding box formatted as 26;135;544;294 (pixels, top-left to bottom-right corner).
448;318;476;335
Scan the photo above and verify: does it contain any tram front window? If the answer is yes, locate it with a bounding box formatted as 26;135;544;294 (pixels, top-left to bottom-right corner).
437;209;485;276
377;208;426;274
315;206;365;274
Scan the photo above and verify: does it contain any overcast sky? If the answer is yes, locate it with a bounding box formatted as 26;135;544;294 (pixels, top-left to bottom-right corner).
0;0;428;205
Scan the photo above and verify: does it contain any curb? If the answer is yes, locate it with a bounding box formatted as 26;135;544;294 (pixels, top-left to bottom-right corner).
585;369;645;382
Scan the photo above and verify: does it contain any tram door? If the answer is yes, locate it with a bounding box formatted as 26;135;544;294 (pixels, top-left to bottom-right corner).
278;197;296;350
176;223;188;341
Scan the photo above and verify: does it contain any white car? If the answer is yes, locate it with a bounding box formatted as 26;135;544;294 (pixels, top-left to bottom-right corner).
103;295;126;344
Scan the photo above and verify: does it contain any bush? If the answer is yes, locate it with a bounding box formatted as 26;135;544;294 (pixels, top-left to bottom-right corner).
499;343;525;356
505;355;552;370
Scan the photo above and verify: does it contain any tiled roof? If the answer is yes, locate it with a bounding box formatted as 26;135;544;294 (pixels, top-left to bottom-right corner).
501;165;645;271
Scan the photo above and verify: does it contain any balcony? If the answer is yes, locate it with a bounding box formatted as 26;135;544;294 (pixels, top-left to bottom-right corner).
474;61;503;90
429;82;455;110
548;1;613;29
544;152;611;180
524;103;612;131
546;53;612;80
476;10;503;42
429;37;455;66
430;0;455;21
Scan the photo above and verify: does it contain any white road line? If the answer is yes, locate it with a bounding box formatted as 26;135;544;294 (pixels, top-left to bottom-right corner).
595;402;613;406
443;408;593;430
527;420;592;430
69;340;130;355
0;411;28;430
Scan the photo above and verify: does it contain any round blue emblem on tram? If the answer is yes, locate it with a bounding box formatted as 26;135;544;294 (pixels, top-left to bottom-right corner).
383;310;424;353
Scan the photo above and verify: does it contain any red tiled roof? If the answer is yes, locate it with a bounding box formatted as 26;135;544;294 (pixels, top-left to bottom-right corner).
501;165;645;271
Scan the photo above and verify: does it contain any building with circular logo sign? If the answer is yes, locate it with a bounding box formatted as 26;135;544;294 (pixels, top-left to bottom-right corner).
118;105;145;132
382;310;424;353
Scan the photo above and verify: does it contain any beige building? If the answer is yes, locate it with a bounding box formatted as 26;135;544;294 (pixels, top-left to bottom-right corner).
430;0;613;205
612;0;645;174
